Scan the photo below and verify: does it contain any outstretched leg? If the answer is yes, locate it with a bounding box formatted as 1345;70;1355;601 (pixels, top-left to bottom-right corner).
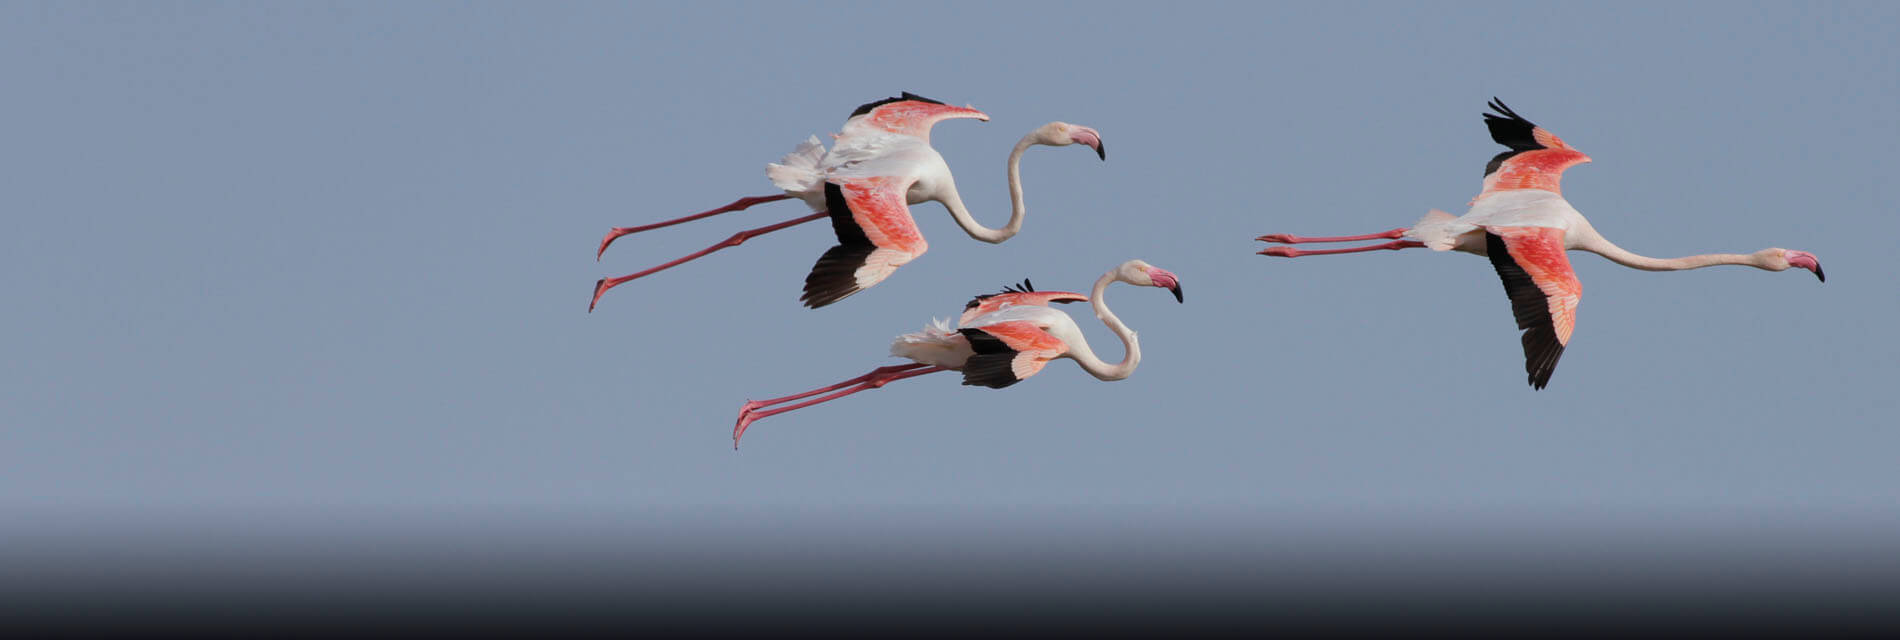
739;363;933;411
598;194;794;260
733;364;948;448
1257;240;1424;257
590;211;828;312
1255;228;1408;244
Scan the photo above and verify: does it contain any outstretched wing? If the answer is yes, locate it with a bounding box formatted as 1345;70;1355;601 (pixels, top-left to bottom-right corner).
1484;227;1582;390
1477;98;1590;199
957;321;1069;389
840;92;988;142
800;178;928;308
959;279;1089;326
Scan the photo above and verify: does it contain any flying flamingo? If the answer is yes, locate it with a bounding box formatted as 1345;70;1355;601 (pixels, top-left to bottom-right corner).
590;92;1106;311
1255;99;1823;389
732;260;1183;448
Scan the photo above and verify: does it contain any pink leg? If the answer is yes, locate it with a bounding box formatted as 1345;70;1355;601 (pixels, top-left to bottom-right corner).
1255;228;1408;244
598;194;794;260
1258;240;1424;257
589;211;828;312
733;365;948;448
740;363;933;410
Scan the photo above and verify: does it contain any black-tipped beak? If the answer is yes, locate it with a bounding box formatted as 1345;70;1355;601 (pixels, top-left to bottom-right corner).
1814;264;1825;283
1169;285;1183;303
1095;141;1106;161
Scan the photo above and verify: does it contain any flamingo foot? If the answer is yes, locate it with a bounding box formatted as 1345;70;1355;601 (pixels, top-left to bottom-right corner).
734;402;764;449
589;278;614;312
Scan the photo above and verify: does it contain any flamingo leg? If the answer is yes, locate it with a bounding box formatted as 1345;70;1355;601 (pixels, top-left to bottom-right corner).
1257;240;1424;257
598;194;794;259
1255;228;1408;244
590;211;829;312
733;365;949;448
740;364;934;410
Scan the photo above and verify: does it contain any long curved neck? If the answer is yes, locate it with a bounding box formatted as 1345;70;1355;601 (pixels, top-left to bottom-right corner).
1069;270;1140;381
1577;232;1770;272
940;134;1036;244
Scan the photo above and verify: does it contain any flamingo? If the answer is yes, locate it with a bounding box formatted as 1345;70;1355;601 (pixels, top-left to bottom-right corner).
590;92;1106;312
1255;99;1824;389
731;259;1183;448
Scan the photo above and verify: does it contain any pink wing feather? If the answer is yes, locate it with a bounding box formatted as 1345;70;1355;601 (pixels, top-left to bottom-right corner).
959;290;1089;326
842;93;989;142
965;319;1071;383
1476;99;1592;201
1485;226;1582;389
799;176;927;309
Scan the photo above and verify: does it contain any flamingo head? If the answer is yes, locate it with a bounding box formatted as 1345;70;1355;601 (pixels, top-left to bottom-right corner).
1118;260;1183;303
1773;249;1825;282
1036;122;1106;160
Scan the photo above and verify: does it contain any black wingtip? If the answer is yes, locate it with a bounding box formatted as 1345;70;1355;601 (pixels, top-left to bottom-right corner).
1484;97;1535;127
800;242;876;309
957;329;1025;389
1486;97;1520;121
1481;97;1543;173
1001;279;1037;295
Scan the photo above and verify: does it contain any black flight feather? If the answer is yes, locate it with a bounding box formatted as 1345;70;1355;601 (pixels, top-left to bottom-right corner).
1482;98;1547;176
964;278;1038;311
957;328;1024;389
800;183;876;309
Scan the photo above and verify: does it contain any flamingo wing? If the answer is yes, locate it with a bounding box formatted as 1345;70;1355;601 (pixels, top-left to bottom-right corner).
840;92;988;142
799;177;928;308
956;321;1068;389
1477;98;1590;199
959;279;1089;326
1484;226;1582;390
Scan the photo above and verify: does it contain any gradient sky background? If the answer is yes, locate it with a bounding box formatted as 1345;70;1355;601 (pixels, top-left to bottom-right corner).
2;2;1895;550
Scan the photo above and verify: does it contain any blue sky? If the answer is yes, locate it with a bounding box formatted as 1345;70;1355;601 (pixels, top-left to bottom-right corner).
1;2;1894;538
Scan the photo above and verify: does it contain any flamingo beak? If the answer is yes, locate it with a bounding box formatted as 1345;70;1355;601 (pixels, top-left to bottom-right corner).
1146;268;1182;303
1071;127;1105;160
1786;250;1824;282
